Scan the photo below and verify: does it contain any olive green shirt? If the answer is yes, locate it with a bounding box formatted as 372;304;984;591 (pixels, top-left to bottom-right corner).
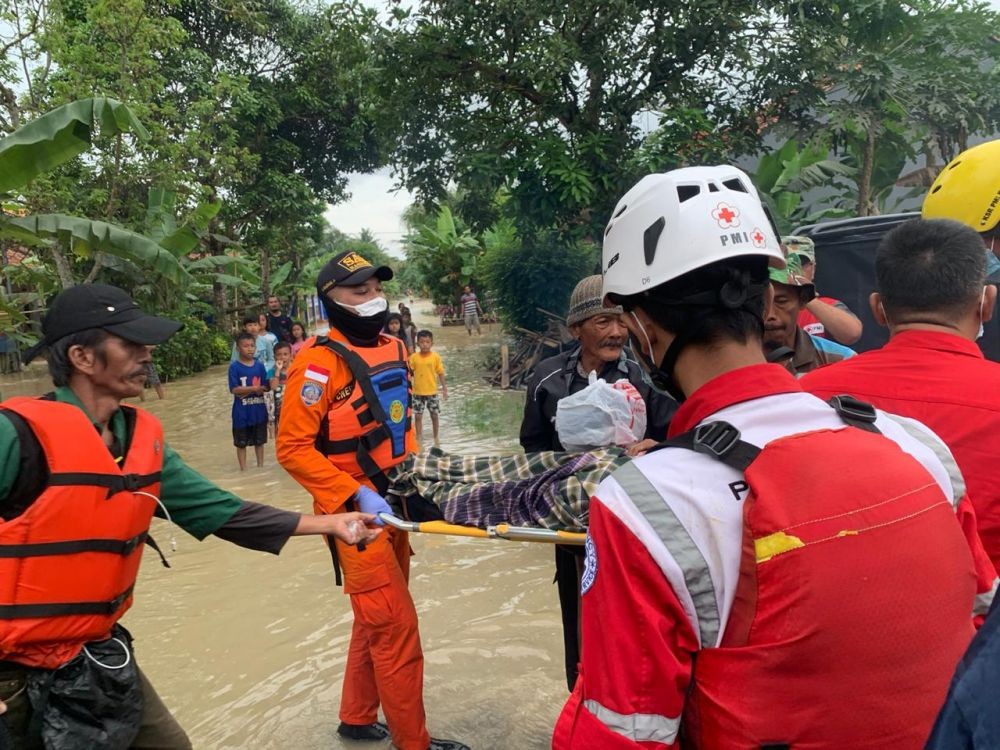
0;386;240;539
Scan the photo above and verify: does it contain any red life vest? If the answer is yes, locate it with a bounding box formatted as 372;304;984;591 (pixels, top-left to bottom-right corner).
0;397;163;669
669;403;977;749
313;335;415;490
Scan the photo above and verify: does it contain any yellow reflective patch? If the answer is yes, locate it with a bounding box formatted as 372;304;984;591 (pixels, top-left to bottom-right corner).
836;529;859;537
755;531;805;562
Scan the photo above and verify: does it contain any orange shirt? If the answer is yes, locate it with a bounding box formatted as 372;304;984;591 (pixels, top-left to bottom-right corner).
277;333;365;514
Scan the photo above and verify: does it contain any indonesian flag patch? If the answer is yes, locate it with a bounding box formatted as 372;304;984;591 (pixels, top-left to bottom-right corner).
304;364;330;384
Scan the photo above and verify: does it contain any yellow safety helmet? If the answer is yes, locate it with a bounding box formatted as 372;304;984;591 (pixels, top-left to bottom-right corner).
922;139;1000;233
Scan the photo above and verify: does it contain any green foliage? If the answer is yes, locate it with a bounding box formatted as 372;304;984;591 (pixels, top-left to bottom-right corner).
380;0;828;238
0;97;148;194
480;229;596;332
405;206;483;303
151;316;230;381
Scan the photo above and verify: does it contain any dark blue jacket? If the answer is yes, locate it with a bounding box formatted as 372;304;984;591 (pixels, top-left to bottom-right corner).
926;596;1000;749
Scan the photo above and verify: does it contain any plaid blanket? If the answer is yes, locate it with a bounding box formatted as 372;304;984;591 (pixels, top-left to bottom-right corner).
386;448;631;532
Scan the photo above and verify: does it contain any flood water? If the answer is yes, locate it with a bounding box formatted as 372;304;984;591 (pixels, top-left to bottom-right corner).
0;305;568;749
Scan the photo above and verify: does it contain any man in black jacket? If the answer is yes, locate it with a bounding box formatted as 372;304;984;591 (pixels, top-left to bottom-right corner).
519;274;676;691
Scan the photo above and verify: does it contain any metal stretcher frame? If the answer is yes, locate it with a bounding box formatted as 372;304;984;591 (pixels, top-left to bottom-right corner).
378;513;586;545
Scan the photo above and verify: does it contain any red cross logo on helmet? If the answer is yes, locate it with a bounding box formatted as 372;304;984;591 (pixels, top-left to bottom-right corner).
712;202;741;229
751;228;766;248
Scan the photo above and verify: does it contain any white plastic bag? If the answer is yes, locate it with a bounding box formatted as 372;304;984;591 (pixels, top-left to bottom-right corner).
555;372;647;452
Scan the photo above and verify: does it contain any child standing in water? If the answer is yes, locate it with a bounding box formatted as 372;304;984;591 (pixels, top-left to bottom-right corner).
289;321;308;357
408;329;448;448
229;332;270;469
271;341;291;435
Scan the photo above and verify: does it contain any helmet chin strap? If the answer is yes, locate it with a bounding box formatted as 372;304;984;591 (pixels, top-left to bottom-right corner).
628;311;690;402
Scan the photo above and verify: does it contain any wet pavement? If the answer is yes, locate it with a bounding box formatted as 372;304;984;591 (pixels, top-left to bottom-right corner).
1;304;568;749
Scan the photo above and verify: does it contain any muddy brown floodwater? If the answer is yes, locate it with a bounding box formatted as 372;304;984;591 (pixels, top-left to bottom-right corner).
0;303;568;749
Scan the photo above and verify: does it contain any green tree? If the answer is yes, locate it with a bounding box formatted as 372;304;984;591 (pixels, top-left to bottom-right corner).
379;0;826;239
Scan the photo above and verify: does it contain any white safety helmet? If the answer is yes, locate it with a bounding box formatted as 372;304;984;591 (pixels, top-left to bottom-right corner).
602;166;785;299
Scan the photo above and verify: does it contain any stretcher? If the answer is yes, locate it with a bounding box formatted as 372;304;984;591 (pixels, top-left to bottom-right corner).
378;513;586;546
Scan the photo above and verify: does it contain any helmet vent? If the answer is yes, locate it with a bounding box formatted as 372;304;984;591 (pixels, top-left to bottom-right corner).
931;184;942;194
612;203;628;219
722;178;749;193
676;185;700;202
644;217;665;266
708;182;720;192
949;160;961;170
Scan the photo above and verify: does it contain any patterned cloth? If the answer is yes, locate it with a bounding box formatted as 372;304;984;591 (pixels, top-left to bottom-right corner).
387;447;631;532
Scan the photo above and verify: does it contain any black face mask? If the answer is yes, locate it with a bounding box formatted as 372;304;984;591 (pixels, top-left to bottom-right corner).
323;298;388;347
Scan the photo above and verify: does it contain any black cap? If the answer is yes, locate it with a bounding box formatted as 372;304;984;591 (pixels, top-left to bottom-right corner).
22;284;183;364
316;250;393;296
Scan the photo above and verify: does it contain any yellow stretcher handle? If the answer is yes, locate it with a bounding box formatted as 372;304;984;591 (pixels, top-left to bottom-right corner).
378;513;586;545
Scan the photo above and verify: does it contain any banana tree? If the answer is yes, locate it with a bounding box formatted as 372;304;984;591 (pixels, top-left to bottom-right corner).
0;98;188;286
753;138;856;234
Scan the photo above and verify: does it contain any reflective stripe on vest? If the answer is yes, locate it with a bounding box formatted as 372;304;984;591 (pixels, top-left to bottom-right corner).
611;461;721;649
583;699;680;745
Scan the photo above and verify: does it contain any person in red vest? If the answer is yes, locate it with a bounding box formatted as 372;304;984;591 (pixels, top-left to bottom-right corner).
552;166;997;750
0;283;381;748
277;250;468;750
802;217;1000;572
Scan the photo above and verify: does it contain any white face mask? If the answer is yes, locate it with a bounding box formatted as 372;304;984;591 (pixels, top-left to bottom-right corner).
336;296;388;318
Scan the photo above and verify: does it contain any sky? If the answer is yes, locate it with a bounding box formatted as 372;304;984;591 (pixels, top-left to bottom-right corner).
324;168;412;258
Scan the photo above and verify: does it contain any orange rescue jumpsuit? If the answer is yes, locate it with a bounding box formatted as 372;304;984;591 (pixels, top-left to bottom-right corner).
277;330;427;750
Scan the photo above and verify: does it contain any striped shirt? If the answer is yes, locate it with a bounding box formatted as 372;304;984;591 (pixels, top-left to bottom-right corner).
461;293;478;315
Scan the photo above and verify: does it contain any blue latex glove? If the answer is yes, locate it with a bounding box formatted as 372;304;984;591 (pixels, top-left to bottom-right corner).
354;486;392;525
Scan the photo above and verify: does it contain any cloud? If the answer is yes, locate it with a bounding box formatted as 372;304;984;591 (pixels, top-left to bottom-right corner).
324;168;414;258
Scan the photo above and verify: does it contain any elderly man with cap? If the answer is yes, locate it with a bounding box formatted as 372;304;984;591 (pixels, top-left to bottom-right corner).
0;283;382;749
764;254;855;375
519;274;677;692
276;251;469;750
784;235;863;345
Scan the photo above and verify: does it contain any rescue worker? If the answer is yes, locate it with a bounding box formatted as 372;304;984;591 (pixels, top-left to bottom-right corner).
276;250;469;750
921;139;1000;278
520;274;676;692
763;253;854;374
552;166;997;749
802;218;1000;570
0;283;382;749
785;235;863;344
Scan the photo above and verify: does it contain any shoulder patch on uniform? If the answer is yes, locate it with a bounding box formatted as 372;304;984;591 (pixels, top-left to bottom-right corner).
300;381;324;406
581;535;597;594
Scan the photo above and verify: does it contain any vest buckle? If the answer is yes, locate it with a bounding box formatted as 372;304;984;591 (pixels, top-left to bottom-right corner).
692;421;742;459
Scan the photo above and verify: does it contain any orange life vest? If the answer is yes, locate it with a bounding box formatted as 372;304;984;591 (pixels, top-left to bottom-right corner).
313;335;414;491
669;401;977;749
0;397;163;669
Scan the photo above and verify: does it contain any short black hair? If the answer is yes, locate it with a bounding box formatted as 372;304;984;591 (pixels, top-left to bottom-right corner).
267;294;280;301
615;256;769;348
876;218;986;318
242;314;259;327
47;329;110;387
274;341;291;353
416;329;433;341
235;332;256;346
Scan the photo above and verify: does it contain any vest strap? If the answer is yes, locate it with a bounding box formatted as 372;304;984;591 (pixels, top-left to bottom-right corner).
828;394;880;433
0;584;134;619
47;471;162;498
651;421;761;473
0;532;148;559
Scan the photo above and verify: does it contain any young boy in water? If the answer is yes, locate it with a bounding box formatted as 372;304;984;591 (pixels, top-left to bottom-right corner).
270;341;291;436
408;329;448;448
230;314;275;378
229;332;270;470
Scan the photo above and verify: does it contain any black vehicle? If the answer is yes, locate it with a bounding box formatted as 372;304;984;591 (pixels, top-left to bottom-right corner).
794;213;1000;362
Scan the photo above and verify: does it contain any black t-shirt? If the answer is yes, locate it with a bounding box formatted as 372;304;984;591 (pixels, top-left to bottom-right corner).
266;312;294;343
